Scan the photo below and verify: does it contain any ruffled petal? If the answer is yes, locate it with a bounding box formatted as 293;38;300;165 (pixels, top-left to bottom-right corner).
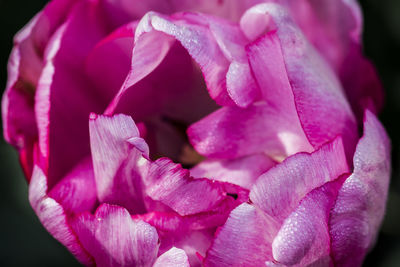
250;137;349;222
135;212;215;267
153;247;190;267
271;178;344;266
188;103;313;160
35;0;110;187
71;204;159;267
330;110;391;266
190;153;276;190
204;203;277;266
146;158;248;216
108;11;235;108
105;30;217;125
241;3;358;160
89;114;148;214
48;157;97;215
29;165;93;266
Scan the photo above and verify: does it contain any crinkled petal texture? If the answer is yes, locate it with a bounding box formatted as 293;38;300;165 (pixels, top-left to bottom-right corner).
330;110;391;266
204;111;390;267
3;0;390;267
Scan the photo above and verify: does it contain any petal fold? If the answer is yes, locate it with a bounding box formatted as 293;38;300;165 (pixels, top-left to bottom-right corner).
330;110;391;266
72;204;159;267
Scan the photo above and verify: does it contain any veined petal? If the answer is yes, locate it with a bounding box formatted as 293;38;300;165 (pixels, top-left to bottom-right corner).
29;165;93;266
35;0;110;187
204;203;276;266
71;204;159;267
89;114;148;214
242;3;358;160
153;247;190;267
271;178;344;266
191;153;276;190
330;110;391;266
48;157;97;215
250;137;349;222
188;103;313;160
146;158;248;216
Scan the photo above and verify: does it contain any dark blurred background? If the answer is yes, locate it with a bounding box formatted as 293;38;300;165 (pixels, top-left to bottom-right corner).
0;0;399;266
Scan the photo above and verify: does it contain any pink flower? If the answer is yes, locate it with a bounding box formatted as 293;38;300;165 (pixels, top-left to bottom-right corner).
2;0;390;266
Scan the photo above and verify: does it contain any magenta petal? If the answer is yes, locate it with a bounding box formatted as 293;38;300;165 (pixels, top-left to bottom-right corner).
250;137;349;222
190;154;276;190
188;103;313;160
48;157;97;215
153;247;190;267
204;203;276;266
242;3;358;159
29;165;93;266
85;22;137;106
330;110;391;266
35;0;110;187
2;0;77;177
89;114;148;214
72;204;159;267
146;158;248;216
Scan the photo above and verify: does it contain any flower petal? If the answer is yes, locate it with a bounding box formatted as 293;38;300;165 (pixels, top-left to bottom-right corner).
286;0;383;118
48;157;97;215
188;103;313;160
71;204;159;267
29;165;93;266
35;0;110;187
242;3;358;160
153;247;190;267
89;114;148;214
190;153;276;190
2;0;77;177
146;158;248;216
250;137;349;222
271;178;344;266
330;110;391;266
204;203;276;266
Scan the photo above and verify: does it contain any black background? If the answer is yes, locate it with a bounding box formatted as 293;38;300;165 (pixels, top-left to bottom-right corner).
0;0;399;266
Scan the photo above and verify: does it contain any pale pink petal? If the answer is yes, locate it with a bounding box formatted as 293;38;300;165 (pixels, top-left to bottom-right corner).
153;247;190;267
146;158;248;216
241;3;358;160
271;178;344;266
35;0;110;187
250;137;349;222
191;154;276;190
330;110;391;266
177;12;260;107
48;157;97;215
89;114;148;214
204;203;277;266
71;204;159;267
188;103;313;160
29;165;93;266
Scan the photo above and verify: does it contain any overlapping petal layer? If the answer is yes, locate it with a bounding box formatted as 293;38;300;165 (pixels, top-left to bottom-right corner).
3;1;389;267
